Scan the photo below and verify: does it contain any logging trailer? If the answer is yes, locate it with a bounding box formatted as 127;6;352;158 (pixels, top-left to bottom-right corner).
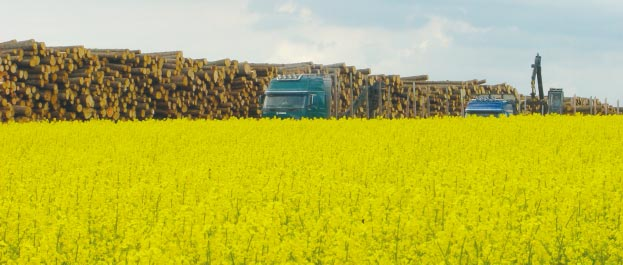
528;53;564;114
260;74;382;119
260;54;566;119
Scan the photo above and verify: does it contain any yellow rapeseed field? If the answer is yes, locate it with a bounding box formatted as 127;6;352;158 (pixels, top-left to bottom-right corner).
1;116;623;264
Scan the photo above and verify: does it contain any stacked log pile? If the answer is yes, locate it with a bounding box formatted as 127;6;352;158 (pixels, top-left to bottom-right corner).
564;96;619;115
515;95;619;115
398;78;520;118
0;39;268;121
0;39;620;122
0;40;394;122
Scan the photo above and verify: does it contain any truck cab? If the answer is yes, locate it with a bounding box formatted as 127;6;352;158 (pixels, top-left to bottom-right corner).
547;88;564;114
261;74;332;119
465;98;514;117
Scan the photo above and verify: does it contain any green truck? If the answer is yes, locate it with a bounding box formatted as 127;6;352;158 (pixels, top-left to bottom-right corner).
260;73;389;119
260;74;333;119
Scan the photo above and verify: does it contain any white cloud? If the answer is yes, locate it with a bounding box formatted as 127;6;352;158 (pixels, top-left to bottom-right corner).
299;7;313;22
429;16;491;35
277;1;297;14
276;1;314;23
2;0;621;102
510;0;623;9
3;0;268;60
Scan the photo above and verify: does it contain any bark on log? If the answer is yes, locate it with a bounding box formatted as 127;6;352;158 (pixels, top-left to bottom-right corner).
0;39;37;51
206;58;231;67
0;38;614;122
401;75;429;82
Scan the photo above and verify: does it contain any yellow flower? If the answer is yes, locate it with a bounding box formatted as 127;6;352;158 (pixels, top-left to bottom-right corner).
0;116;622;263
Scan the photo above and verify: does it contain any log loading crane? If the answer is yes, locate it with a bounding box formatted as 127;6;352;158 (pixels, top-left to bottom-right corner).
464;53;564;117
530;53;546;113
529;53;564;114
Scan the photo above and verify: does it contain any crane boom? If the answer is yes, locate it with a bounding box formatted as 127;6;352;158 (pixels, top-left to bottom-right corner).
530;53;544;101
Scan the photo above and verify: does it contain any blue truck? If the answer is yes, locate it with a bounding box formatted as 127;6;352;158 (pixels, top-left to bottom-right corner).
464;98;515;117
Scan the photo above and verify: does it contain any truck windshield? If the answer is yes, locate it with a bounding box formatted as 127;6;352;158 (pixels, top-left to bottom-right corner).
264;94;306;108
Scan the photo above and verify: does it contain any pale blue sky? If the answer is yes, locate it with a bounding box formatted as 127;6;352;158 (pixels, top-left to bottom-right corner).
3;0;622;103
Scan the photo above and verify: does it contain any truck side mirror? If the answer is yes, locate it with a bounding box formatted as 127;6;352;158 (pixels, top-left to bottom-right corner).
309;94;315;106
259;95;265;104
